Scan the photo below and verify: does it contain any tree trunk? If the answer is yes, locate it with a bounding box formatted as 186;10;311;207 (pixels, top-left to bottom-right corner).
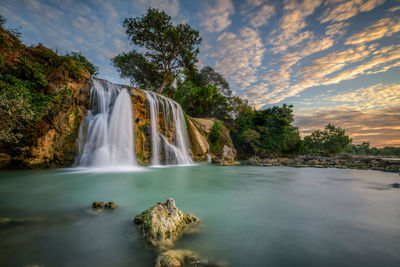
157;78;168;94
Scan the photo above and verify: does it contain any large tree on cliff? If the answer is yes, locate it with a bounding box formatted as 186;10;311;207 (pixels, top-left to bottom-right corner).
112;8;201;94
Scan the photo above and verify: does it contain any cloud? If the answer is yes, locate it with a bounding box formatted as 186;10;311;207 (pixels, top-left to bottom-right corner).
135;0;180;17
213;27;265;94
321;43;400;85
326;83;400;110
345;16;400;45
248;4;275;28
294;106;400;147
325;22;349;36
320;0;385;23
201;0;234;32
269;0;321;53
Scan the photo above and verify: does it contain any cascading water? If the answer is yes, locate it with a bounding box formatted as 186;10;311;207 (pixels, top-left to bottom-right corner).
145;91;193;166
75;78;137;167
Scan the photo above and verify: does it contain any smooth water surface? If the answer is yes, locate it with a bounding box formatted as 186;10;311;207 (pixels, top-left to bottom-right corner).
0;166;399;267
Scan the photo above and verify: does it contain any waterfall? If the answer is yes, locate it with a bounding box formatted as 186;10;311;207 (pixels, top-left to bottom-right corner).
145;91;193;166
75;79;137;167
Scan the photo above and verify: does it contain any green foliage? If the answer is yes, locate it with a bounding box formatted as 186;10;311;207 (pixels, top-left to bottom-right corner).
170;67;246;121
0;88;34;143
173;80;226;118
0;19;88;146
241;129;261;155
112;50;162;89
209;120;223;145
232;104;302;158
66;51;99;76
303;124;352;156
112;8;201;93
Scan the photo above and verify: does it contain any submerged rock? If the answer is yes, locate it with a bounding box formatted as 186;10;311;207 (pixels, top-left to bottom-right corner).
105;202;118;209
91;201;118;209
92;201;105;208
134;198;199;249
155;250;227;267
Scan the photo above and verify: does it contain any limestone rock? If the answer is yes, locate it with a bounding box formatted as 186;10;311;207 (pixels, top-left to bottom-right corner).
187;118;209;161
219;145;240;166
134;198;199;249
155;250;227;267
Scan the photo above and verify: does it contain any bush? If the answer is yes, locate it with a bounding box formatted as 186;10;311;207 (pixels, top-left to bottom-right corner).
66;51;99;76
209;120;223;145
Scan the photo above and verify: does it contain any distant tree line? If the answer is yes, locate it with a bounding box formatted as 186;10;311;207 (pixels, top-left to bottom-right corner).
346;142;400;157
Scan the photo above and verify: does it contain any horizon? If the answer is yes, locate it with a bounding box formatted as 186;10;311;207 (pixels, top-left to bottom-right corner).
1;0;399;147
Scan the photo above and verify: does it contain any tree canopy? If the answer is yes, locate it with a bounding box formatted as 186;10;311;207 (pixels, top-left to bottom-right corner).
112;8;201;93
231;104;303;158
303;124;352;156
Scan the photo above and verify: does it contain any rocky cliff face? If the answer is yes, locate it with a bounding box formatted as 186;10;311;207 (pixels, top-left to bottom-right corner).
15;76;91;168
0;25;93;168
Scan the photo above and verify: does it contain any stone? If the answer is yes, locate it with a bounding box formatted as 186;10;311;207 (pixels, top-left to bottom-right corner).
219;145;240;166
92;201;105;208
187;118;209;161
154;250;227;267
105;202;118;209
134;198;199;249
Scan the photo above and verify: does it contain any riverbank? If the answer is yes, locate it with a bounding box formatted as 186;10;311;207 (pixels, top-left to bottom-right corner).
244;155;400;172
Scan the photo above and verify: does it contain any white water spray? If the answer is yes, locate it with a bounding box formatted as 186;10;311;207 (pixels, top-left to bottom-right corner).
75;79;137;167
145;91;193;165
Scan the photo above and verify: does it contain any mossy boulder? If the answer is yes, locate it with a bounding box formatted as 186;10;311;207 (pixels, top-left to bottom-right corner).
133;198;199;249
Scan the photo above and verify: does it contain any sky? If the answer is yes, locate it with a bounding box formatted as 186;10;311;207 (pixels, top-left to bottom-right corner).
1;0;399;147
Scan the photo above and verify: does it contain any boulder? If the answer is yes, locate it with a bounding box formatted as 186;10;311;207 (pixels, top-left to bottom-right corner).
219;145;240;166
155;249;227;267
134;198;199;249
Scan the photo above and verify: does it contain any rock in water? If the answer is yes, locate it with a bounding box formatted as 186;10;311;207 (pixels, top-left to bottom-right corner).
155;250;227;267
133;198;199;249
105;202;118;209
219;145;240;166
92;201;105;208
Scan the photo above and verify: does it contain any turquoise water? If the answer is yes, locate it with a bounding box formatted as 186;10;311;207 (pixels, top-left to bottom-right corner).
0;165;399;267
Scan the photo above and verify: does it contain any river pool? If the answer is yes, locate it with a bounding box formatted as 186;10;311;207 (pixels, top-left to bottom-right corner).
0;165;399;267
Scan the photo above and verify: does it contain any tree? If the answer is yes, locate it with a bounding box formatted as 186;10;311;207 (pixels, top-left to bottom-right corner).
242;129;261;156
112;8;201;93
304;124;352;155
231;104;302;158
